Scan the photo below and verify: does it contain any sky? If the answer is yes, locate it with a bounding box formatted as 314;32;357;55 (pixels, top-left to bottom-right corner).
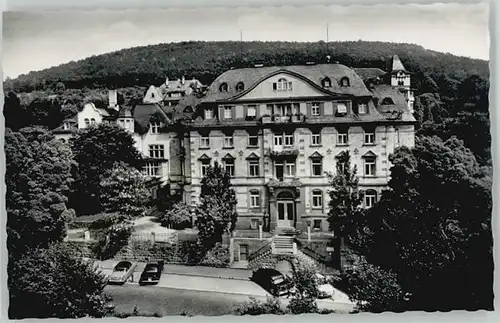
2;2;490;79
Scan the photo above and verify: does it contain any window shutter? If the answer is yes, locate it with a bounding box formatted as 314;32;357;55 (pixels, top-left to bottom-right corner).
273;82;277;91
306;103;312;117
319;102;325;116
219;106;224;120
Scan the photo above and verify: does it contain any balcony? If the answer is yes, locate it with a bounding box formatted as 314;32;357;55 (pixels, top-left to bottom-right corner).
260;113;306;124
266;147;299;159
267;177;303;188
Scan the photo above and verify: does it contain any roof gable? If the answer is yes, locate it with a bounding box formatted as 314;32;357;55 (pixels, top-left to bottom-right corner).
246;152;260;160
198;154;211;161
363;150;377;158
391;55;408;72
309;151;324;159
222;153;235;160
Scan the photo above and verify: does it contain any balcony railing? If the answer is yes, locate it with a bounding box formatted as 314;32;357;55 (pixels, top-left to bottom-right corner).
260;113;306;124
266;148;299;158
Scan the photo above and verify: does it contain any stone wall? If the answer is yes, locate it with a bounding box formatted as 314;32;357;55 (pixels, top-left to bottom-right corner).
232;237;271;262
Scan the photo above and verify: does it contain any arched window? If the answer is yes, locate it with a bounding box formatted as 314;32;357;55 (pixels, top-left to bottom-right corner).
365;189;377;208
312;190;323;208
84;118;90;127
236;82;245;92
60;138;66;143
90;118;96;125
340;77;350;87
381;97;395;105
322;77;332;88
184;106;193;113
219;82;228;92
274;78;292;91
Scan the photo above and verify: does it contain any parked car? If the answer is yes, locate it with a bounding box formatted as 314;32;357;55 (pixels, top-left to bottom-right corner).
139;261;164;286
315;273;335;299
251;268;290;297
108;261;137;285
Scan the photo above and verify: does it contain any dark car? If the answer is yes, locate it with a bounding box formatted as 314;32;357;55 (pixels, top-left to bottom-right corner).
108;261;136;285
139;261;164;286
251;268;289;296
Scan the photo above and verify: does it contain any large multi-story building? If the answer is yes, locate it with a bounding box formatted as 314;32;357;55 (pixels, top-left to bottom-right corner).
187;57;416;234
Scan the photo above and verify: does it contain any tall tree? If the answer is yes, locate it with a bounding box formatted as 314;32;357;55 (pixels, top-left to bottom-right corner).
70;123;143;215
3;91;28;131
196;162;237;249
99;162;151;218
5;127;75;255
352;136;493;311
327;151;364;240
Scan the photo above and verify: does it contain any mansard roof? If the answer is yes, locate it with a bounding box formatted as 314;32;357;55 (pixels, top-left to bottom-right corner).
132;103;171;134
202;63;373;103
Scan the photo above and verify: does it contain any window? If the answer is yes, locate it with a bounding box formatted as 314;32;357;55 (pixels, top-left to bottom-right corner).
274;133;283;146
364;157;376;176
277;104;293;116
84;118;90;127
313;219;322;230
381;97;395;105
224;159;235;176
248;133;259;146
239;244;249;261
311;103;320;116
247;105;257;118
365;190;377;208
358;103;367;114
364;131;375;145
236;82;245;92
149;145;165;159
312;190;323;208
63;122;70;130
90;118;96;125
201;160;211;176
274;78;292;91
200;135;210;148
204;108;213;120
284;133;294;146
143;161;162;177
336;102;348;114
337;129;348;145
219;82;228;92
223;133;234;148
340;77;350;87
184;106;193;113
249;160;260;177
224;106;232;119
336;159;346;174
250;190;260;208
311;131;321;146
311;158;323;176
322;77;331;88
275;160;296;179
118;119;124;128
150;123;161;134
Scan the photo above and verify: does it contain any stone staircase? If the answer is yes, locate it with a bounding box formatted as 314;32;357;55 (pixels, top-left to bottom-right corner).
271;236;296;255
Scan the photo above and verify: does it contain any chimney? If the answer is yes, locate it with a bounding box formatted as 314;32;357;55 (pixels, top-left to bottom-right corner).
108;90;118;111
181;76;185;85
165;77;169;87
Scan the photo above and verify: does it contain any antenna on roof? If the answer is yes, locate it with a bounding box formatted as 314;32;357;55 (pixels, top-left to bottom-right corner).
240;29;243;65
326;23;329;55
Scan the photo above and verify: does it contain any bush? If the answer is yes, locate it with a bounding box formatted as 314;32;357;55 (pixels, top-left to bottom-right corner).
236;296;288;315
157;202;192;230
198;243;230;268
93;222;133;260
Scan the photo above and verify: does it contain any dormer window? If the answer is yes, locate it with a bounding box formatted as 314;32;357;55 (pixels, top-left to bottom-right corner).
236;82;245;92
340;77;350;87
273;78;292;91
204;108;213;120
322;77;332;88
90;118;96;126
150;123;161;134
381;97;395;105
358;103;367;115
184;106;193;113
219;82;228;92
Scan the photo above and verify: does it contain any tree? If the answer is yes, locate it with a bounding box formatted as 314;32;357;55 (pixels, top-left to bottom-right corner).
196;162;237;249
340;251;404;313
27;96;64;129
352;135;493;311
99;162;150;218
8;243;111;319
327;151;364;241
70;123;143;215
286;263;319;314
3;91;28;131
157;202;192;229
5;127;75;255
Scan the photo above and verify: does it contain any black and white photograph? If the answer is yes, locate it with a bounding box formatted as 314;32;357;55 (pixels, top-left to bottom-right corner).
1;0;494;318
